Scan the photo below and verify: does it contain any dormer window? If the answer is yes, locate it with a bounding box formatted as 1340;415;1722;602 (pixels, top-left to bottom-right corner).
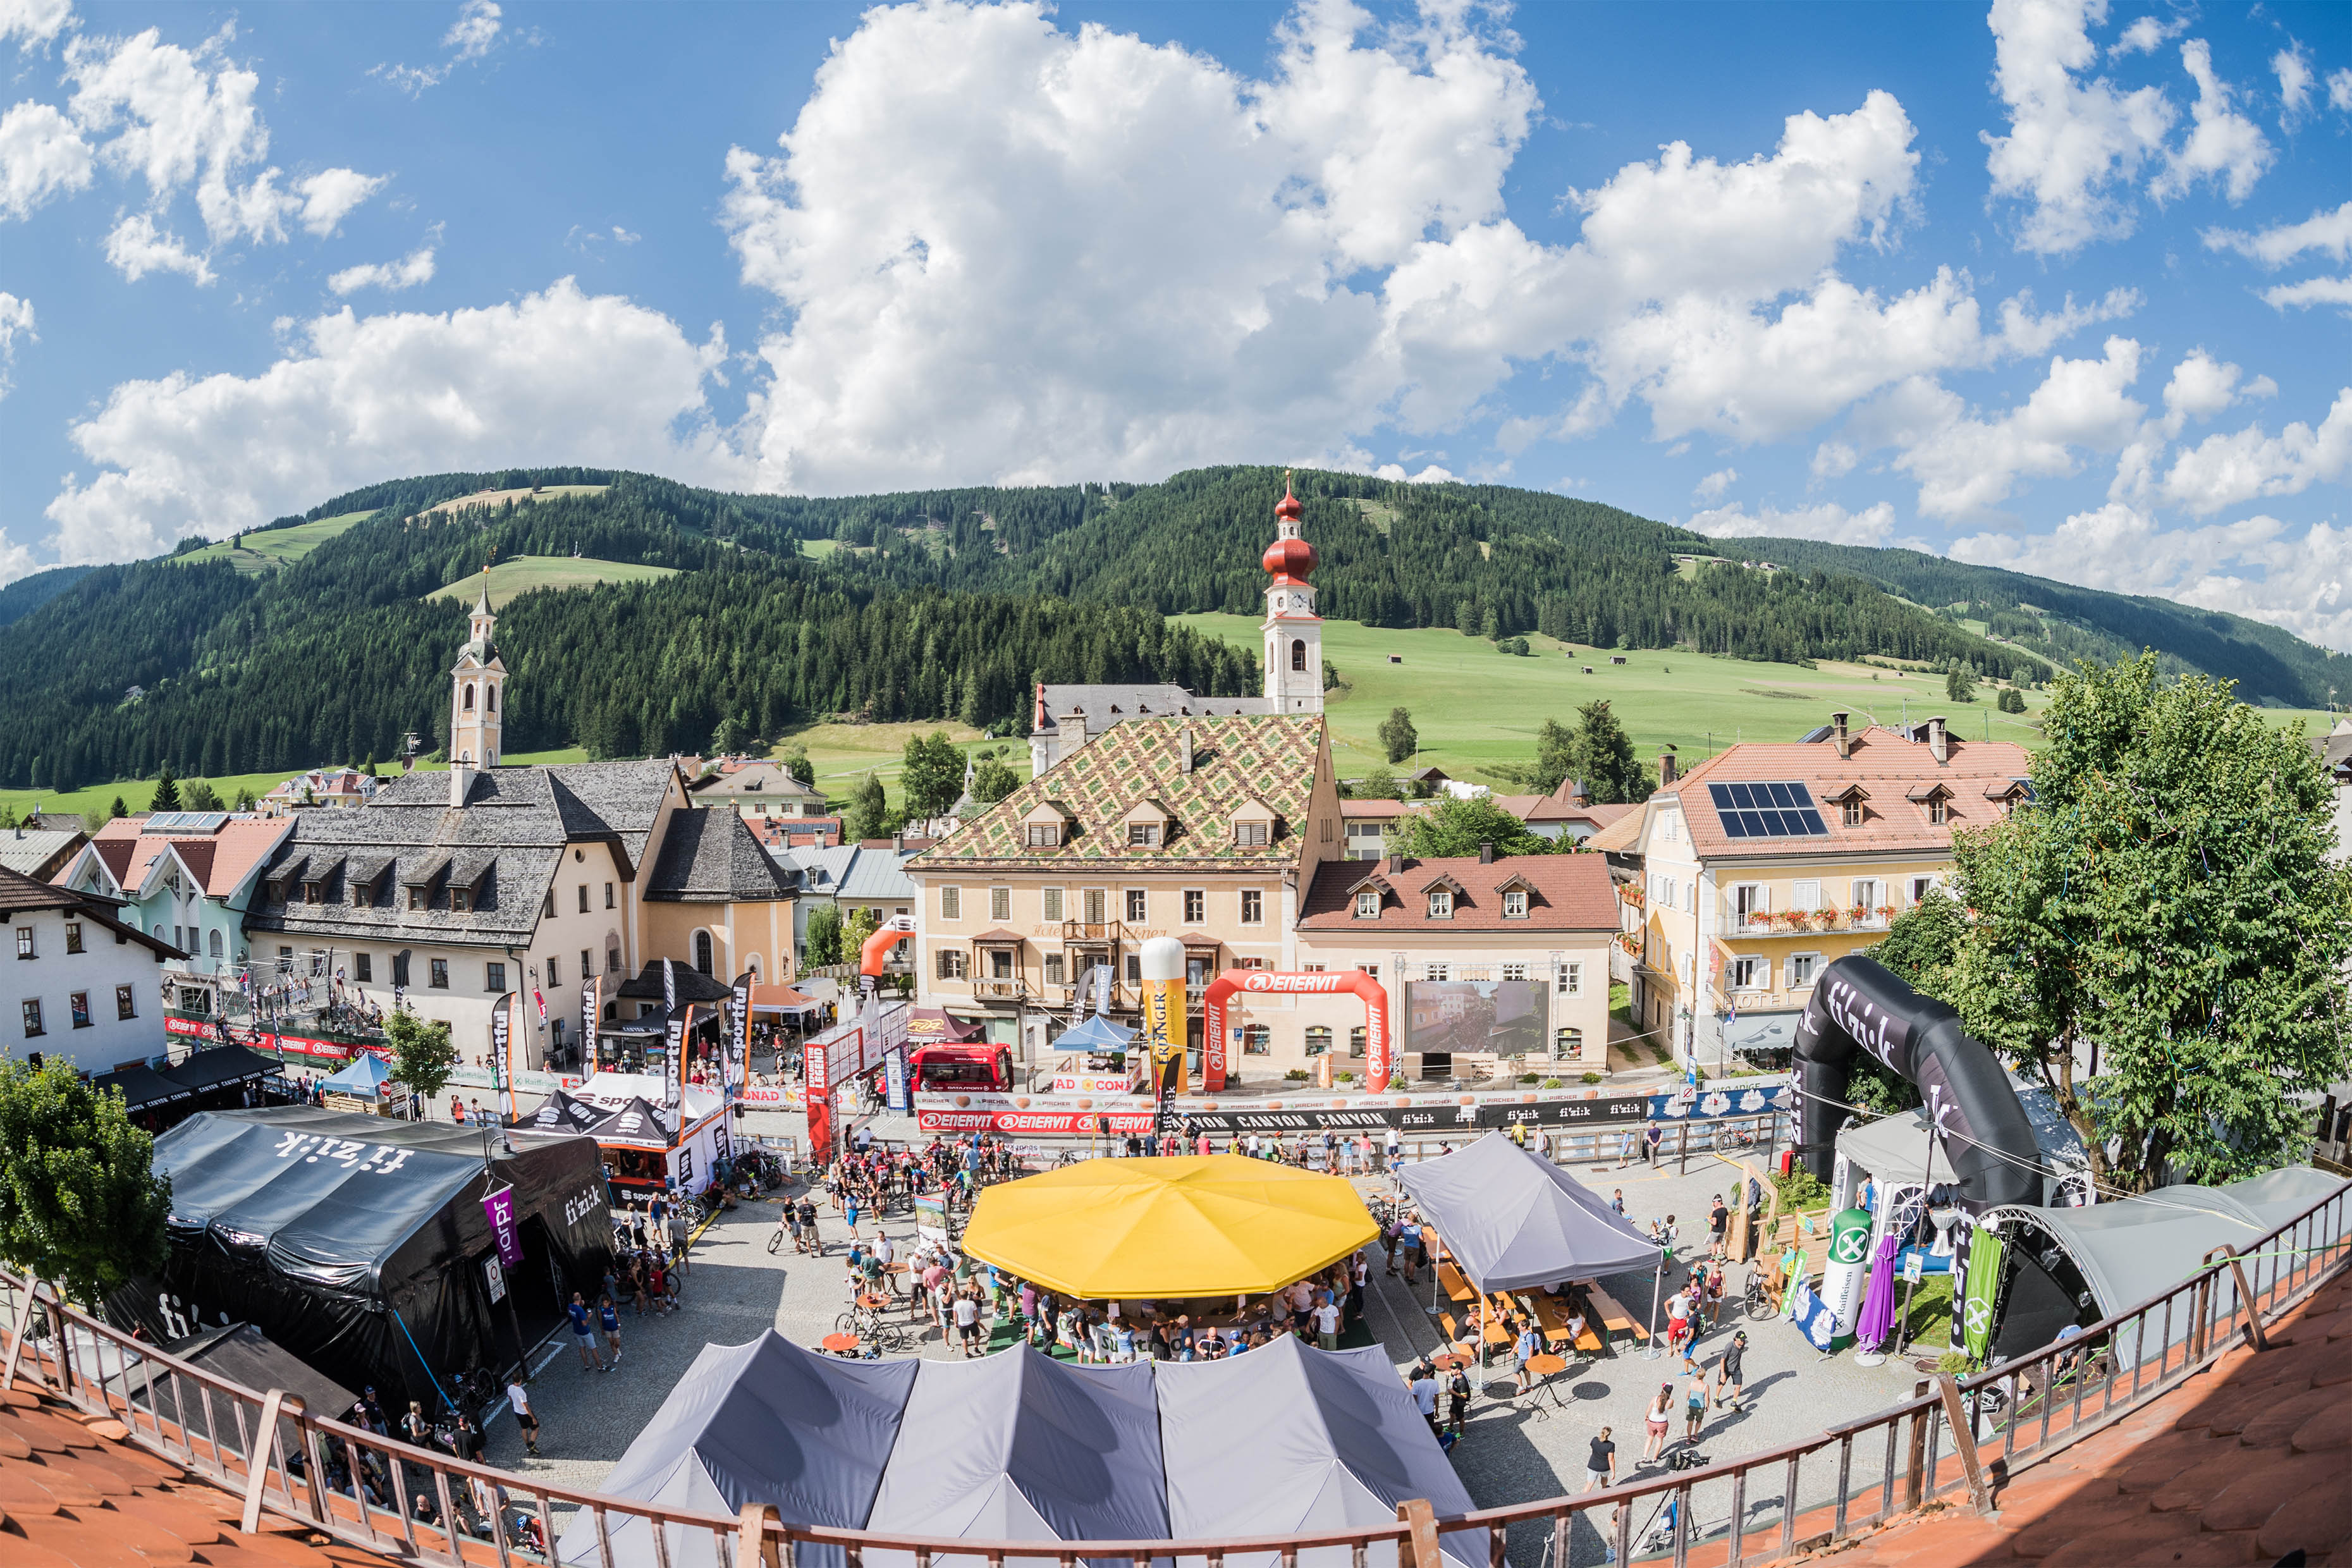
1235;821;1268;847
1842;799;1865;828
1128;823;1160;847
1502;889;1528;919
302;881;322;905
451;888;472;914
1927;797;1948;826
1026;823;1060;848
407;887;424;911
1354;890;1380;919
351;885;367;908
1428;889;1453;919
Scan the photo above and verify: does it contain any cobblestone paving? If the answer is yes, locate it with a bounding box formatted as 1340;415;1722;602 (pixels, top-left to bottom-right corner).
475;1110;1932;1567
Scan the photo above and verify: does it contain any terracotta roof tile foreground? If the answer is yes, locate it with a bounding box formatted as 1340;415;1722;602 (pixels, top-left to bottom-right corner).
1772;1266;2352;1568
0;1385;407;1568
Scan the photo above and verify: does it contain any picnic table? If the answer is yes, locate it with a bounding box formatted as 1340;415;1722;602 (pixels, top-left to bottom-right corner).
1586;1282;1647;1344
1436;1261;1478;1303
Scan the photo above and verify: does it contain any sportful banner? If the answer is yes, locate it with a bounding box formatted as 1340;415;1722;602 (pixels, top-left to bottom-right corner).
489;992;515;1120
580;971;599;1062
661;959;683;1111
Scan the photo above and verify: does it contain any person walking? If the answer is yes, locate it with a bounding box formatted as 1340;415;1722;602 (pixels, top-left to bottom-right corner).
1610;1187;1626;1217
1715;1331;1749;1411
1383;1126;1401;1171
797;1196;820;1256
599;1295;623;1366
1683;1368;1710;1446
1583;1427;1616;1492
1512;1319;1543;1397
1641;1383;1674;1465
1349;1251;1369;1324
668;1204;691;1270
567;1293;606;1372
506;1375;539;1457
1397;1213;1423;1286
1444;1363;1472;1436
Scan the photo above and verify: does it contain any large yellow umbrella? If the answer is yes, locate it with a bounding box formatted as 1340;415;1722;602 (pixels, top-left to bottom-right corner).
959;1154;1379;1300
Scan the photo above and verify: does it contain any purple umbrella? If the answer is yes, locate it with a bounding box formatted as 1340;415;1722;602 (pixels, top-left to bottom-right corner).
1854;1234;1901;1352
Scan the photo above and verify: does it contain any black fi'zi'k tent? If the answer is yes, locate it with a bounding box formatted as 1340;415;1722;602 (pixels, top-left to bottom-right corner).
107;1106;613;1413
564;1334;1471;1568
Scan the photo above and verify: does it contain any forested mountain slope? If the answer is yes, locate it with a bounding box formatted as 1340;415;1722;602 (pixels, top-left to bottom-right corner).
4;463;2336;792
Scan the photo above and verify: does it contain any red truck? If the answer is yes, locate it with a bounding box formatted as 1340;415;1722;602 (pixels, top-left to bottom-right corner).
908;1042;1016;1093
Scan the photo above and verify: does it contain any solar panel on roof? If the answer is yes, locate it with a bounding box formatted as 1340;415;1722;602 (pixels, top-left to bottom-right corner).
145;812;230;833
1706;783;1829;839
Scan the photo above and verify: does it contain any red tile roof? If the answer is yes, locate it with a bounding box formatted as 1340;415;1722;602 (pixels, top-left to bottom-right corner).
1298;852;1617;931
72;818;288;899
1665;725;2031;859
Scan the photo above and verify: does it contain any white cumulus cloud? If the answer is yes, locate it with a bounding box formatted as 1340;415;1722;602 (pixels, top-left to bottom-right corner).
1952;505;2352;652
2148;40;2271;205
1983;0;2174;254
41;278;746;564
2202;201;2352;267
327;246;436;295
2331;68;2352;113
1694;467;1736;501
2260;276;2352;313
2155;390;2352;515
0;98;91;217
296;168;386;236
372;0;508;94
0;288;34;396
2273;46;2314;127
1684;499;1899;547
0;0;73;51
102;211;212;283
2109;15;2183;56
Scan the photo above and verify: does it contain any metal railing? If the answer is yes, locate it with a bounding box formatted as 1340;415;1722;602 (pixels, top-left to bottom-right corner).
2;1179;2344;1568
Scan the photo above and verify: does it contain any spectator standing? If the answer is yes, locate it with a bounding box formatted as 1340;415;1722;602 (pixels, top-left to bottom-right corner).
599;1295;623;1365
1313;1293;1341;1351
1641;1384;1674;1464
1408;1364;1441;1436
506;1376;539;1457
1715;1331;1748;1411
1583;1427;1615;1491
567;1293;606;1372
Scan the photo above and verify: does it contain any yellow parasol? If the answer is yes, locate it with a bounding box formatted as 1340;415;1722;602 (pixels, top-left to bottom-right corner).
959;1154;1378;1299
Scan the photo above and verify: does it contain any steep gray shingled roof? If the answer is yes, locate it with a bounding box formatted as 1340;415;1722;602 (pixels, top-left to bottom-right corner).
644;809;797;902
1032;683;1270;735
247;759;679;950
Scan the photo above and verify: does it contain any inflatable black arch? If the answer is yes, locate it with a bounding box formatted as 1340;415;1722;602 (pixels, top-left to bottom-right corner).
1793;955;2046;1209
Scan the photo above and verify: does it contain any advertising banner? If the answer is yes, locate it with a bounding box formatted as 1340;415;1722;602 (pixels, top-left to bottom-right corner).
885;1048;909;1115
805;1043;833;1159
581;971;599;1063
661;960;683;1110
728;971;753;1098
1050;1072;1137;1094
481;1184;524;1268
489;992;514;1120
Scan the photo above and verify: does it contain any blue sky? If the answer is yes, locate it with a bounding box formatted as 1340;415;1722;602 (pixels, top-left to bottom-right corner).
1;0;2347;645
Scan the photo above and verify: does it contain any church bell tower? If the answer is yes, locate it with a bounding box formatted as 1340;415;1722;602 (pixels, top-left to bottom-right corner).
448;571;506;804
1261;476;1323;714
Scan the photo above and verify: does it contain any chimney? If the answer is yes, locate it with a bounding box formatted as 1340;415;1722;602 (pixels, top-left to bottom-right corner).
892;833;905;853
1830;711;1851;760
1478;840;1495;865
448;759;472;809
1658;748;1679;787
1387;852;1404;875
1179;726;1194;774
1927;716;1948;764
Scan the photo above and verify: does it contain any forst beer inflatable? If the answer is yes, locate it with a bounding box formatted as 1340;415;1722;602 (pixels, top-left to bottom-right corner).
1139;936;1187;1096
1819;1206;1874;1346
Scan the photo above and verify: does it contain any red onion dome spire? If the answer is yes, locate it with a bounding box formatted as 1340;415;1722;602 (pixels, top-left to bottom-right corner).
1263;473;1317;584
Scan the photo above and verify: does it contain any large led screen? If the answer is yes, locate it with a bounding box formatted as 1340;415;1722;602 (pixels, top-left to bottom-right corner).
1403;979;1548;1058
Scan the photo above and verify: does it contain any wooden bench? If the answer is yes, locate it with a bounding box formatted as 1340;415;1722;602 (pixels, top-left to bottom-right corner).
1586;1283;1647;1343
1437;1262;1478;1303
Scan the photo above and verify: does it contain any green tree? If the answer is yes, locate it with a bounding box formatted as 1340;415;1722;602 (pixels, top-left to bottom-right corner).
900;730;965;819
805;903;843;967
384;1007;460;1104
842;905;883;965
1387;793;1552;859
1945;663;1977;703
233;786;258;811
1998;687;2026;714
1945;654;2352;1192
1497;636;1530;656
1566;700;1653;804
1531;718;1577;795
779;747;816;788
0;1058;171;1306
1378;707;1419;764
109;796;128;819
181;778;225;812
970;756;1020;805
1321;658;1340;692
149;763;181;812
847;773;900;840
1354;763;1400;800
709;715;748;757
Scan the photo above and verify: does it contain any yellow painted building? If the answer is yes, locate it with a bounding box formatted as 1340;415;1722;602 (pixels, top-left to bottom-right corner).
1620;714;2031;1070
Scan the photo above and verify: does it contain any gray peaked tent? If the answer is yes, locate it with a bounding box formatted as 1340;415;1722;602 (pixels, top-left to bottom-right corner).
1157;1335;1482;1568
554;1335;916;1568
1981;1167;2349;1366
568;1335;1471;1568
864;1350;1168;1567
1397;1132;1660;1291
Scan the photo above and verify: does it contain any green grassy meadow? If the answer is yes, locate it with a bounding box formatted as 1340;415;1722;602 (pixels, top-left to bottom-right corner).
175;512;374;573
426;554;680;611
1175;614;2337;786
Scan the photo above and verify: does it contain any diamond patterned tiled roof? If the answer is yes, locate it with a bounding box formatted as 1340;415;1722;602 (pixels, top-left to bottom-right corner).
918;714;1326;869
